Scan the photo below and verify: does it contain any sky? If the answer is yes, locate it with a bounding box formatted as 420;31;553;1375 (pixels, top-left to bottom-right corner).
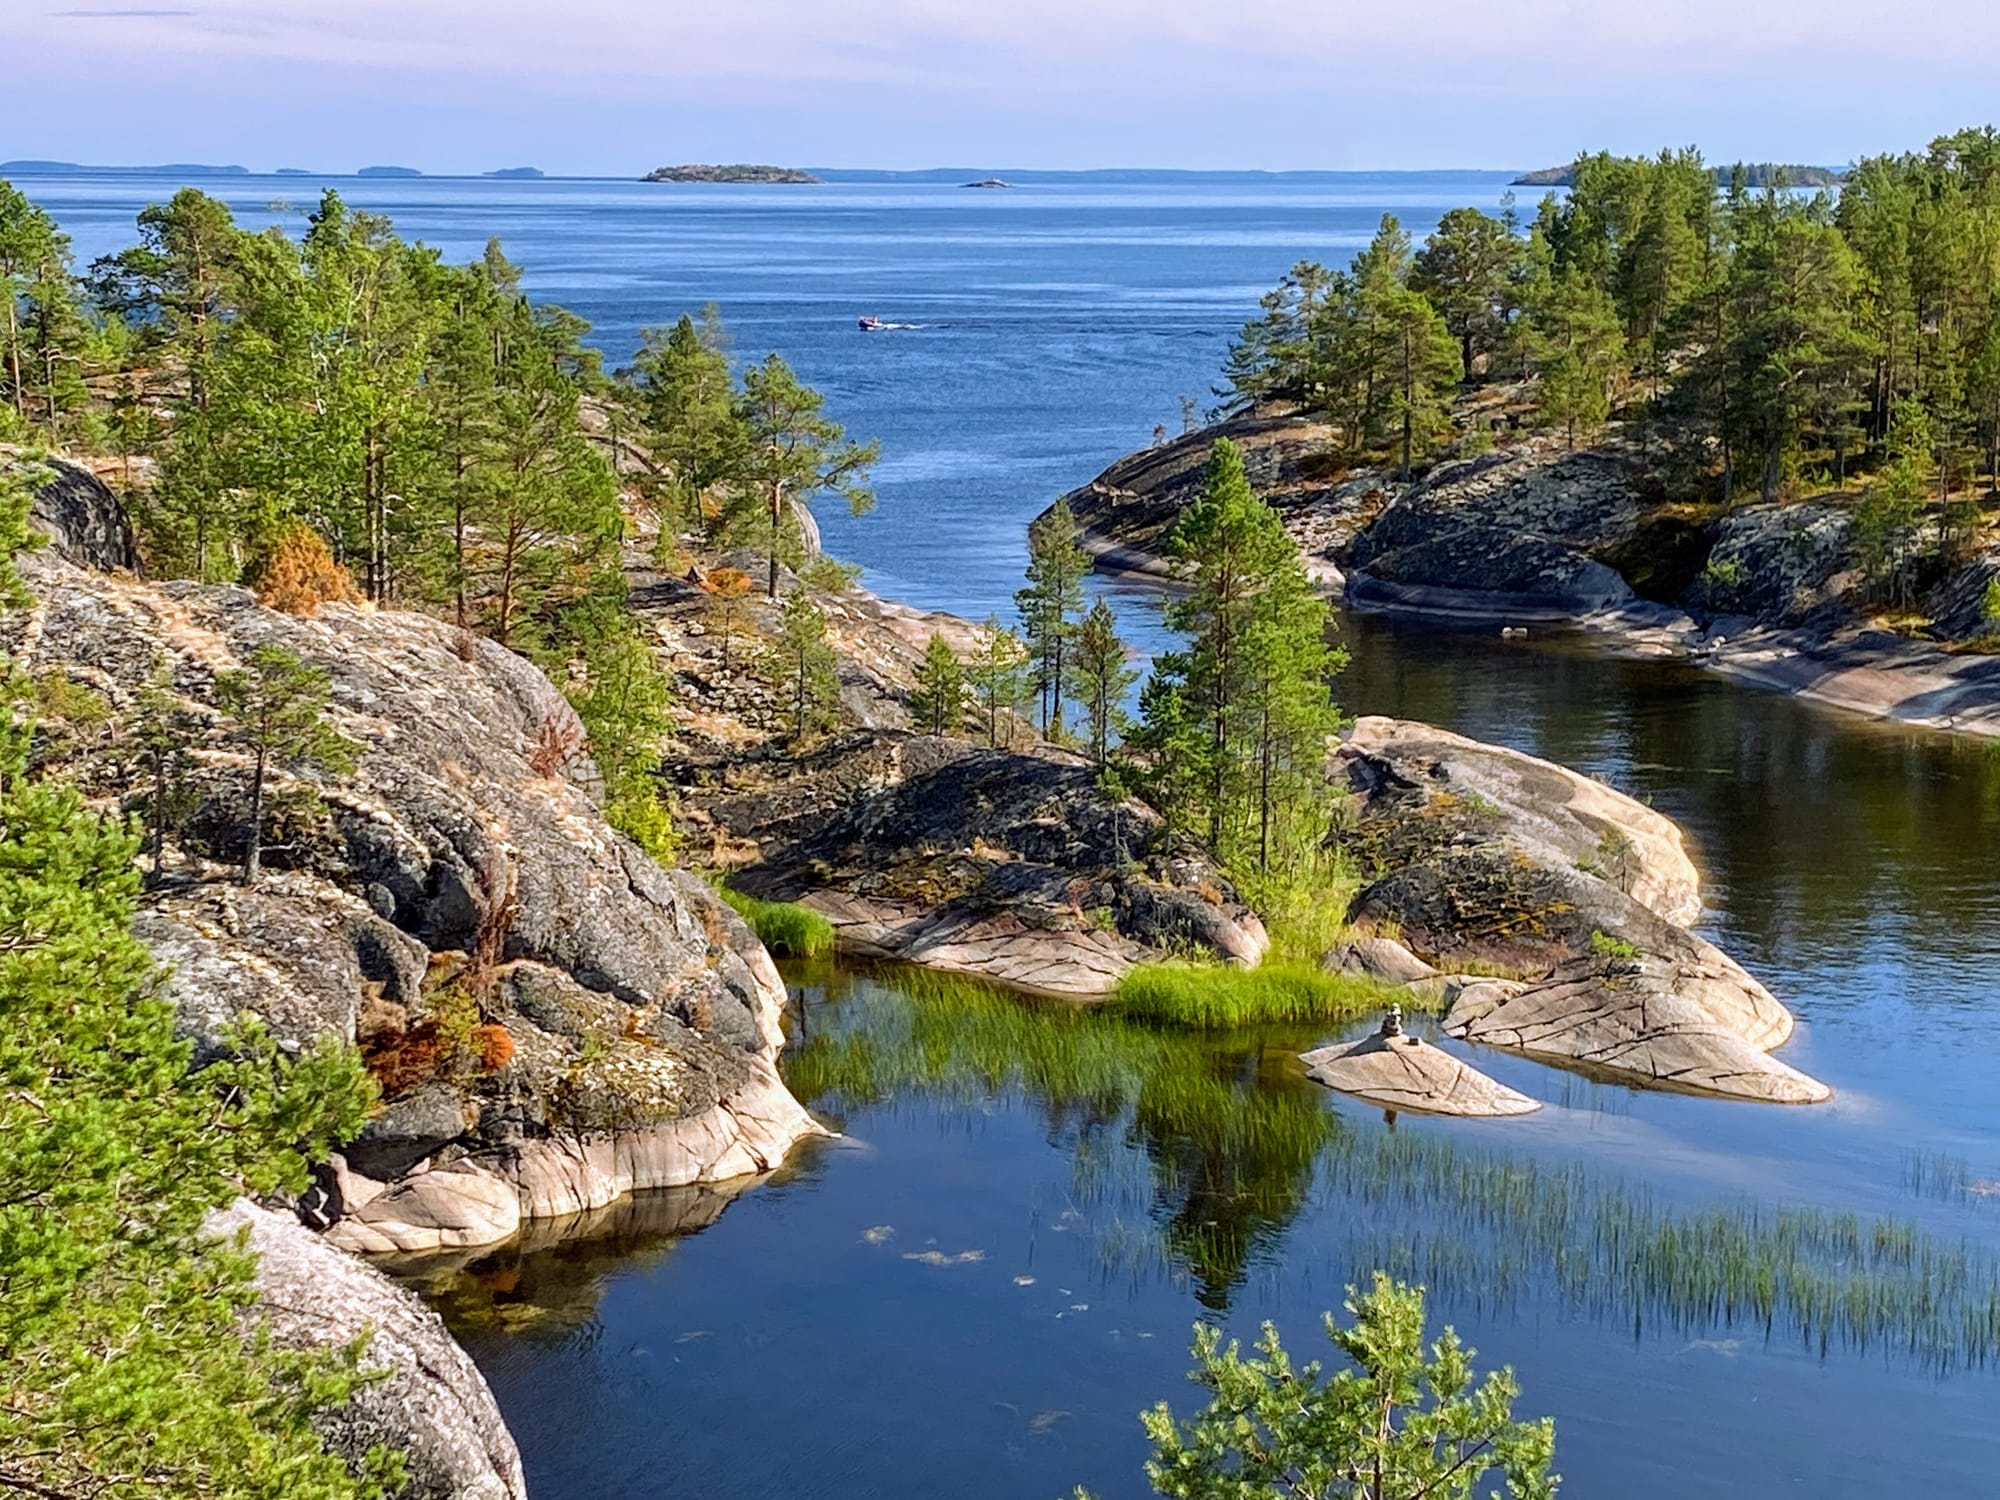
3;0;1997;174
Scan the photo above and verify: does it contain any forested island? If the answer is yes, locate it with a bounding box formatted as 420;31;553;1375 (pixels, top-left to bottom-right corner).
642;163;821;184
1513;158;1845;188
2;125;1996;1500
1053;128;1994;730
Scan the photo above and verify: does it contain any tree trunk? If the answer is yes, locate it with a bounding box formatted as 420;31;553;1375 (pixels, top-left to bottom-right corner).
767;479;783;598
242;746;267;885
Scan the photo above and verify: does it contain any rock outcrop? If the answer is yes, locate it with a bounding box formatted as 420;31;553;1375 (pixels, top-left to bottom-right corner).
215;1200;527;1500
1345;445;1646;620
11;450;140;571
1052;412;1385;583
1301;1017;1539;1118
1330;717;1829;1104
9;552;825;1253
718;732;1269;996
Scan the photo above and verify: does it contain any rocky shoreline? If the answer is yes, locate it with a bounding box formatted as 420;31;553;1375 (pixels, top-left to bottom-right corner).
1056;416;2000;741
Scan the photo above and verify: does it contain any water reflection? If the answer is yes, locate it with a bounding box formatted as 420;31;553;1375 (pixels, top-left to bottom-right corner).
785;965;2000;1371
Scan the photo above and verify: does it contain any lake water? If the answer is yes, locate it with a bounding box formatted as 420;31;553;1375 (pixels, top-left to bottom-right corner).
25;169;2000;1496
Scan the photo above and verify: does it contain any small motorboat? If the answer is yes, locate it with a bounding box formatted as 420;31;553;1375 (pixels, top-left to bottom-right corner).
858;315;886;331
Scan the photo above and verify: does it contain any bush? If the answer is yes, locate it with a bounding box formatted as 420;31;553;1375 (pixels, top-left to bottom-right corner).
248;523;360;615
719;888;836;959
1077;1273;1557;1500
1108;959;1409;1030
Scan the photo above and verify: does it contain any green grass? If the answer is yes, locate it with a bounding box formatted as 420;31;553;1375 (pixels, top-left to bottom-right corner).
1107;958;1414;1030
718;889;836;959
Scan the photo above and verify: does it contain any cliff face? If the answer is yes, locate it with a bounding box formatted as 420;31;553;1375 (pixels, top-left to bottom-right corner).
11;473;822;1261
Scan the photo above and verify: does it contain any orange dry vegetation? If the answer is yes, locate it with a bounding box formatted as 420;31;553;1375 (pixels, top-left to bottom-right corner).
254;524;360;615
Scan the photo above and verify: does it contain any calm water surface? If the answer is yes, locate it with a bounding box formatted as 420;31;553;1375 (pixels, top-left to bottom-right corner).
27;170;2000;1496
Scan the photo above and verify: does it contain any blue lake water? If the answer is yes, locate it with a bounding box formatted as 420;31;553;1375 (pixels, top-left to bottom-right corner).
24;169;2000;1496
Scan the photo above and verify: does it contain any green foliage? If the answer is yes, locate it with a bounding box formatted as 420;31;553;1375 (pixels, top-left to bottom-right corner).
1133;439;1344;873
1411;204;1522;378
563;605;676;858
909;628;968;737
1071;597;1138;767
1015;497;1091;736
1090;1274;1558;1500
0;452;45;607
0;713;389;1499
213;642;359;884
622;308;745;532
967;614;1030;748
1983;575;2000;623
1524;267;1625;446
772;584;841;740
1588;929;1640;961
1109;960;1411;1030
736;353;878;599
0;178;96;440
719;888;837;959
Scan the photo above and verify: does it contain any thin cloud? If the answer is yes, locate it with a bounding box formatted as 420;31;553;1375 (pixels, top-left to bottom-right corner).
49;8;197;15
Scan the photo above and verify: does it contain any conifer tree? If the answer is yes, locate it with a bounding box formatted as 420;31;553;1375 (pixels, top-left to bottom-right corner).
1412;205;1519;377
1527;269;1626;448
737;354;878;598
967;615;1029;749
132;672;202;874
1069;597;1137;768
773;584;841;739
624;309;747;531
1015;497;1090;737
213;644;359;884
909;629;967;737
564;606;676;859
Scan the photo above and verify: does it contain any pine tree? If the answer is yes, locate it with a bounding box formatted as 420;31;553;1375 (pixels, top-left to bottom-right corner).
1;477;384;1494
1076;1274;1557;1500
773;585;841;740
1527;269;1626;447
1159;438;1294;849
737;354;878;598
213;644;359;884
1069;597;1137;768
1376;283;1462;479
564;607;676;859
131;672;202;875
966;615;1029;749
623;309;747;532
1015;497;1090;737
909;629;967;737
1411;205;1520;377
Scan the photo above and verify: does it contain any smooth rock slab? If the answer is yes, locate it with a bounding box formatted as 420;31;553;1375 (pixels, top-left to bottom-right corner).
1443;961;1832;1105
1301;1031;1540;1118
214;1200;526;1500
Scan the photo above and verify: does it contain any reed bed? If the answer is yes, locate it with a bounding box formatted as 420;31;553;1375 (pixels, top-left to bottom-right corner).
719;890;836;959
784;966;2000;1372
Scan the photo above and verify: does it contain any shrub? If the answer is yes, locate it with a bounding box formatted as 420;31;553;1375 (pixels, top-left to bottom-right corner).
1108;959;1410;1030
526;705;584;779
1076;1273;1557;1500
249;523;360;615
719;888;836;959
1589;928;1640;961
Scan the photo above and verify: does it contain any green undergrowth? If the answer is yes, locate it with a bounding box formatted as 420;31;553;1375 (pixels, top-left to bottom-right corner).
1107;959;1415;1029
718;888;836;959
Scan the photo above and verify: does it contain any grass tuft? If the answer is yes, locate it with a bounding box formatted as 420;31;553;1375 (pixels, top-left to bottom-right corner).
1107;959;1414;1030
719;889;837;959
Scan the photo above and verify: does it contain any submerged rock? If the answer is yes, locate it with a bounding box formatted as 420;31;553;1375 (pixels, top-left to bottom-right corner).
1332;716;1829;1104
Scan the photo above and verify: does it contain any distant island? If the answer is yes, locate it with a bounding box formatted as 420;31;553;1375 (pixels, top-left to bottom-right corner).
484;167;544;179
274;168;315;177
0;160;249;176
962;178;1013;189
642;164;821;184
358;165;423;178
1513;161;1846;189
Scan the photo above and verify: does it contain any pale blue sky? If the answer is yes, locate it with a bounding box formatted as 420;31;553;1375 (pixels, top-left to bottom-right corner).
5;0;1995;173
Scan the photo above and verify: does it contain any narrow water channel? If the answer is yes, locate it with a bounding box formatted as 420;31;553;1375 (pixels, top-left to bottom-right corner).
406;608;2000;1500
